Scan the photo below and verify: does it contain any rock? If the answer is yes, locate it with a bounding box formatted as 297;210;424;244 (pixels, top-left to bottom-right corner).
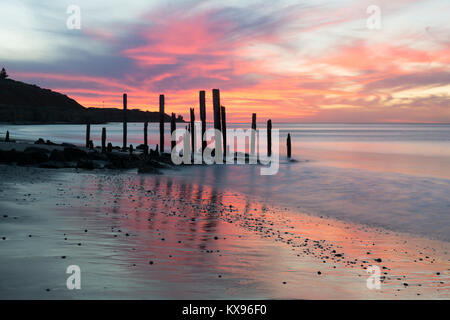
45;140;57;146
49;150;66;162
87;152;108;161
24;147;50;154
20;147;49;164
61;142;76;148
39;161;66;169
0;150;18;163
63;147;87;161
77;159;95;170
136;144;146;150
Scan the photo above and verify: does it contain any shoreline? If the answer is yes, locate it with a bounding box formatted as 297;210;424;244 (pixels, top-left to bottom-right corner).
0;165;448;299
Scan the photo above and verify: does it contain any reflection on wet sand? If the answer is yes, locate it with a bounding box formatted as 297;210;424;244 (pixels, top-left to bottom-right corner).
56;171;449;299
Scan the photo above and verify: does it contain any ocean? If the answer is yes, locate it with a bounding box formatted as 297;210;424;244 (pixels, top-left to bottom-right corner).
1;122;449;241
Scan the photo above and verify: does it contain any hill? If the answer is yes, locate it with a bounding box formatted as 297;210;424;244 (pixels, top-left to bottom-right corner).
0;78;184;123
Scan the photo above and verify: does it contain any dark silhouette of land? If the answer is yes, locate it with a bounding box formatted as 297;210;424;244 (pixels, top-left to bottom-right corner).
0;77;184;124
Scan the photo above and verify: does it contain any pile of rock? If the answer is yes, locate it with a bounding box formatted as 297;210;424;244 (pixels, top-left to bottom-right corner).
0;145;173;174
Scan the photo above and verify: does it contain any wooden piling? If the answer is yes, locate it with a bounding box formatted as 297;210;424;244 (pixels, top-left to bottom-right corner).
171;112;176;151
159;94;165;155
212;89;221;132
287;133;291;158
107;142;112;153
199;90;206;154
221;106;227;155
5;130;9;142
129;144;133;155
251;113;256;156
267;119;272;157
85;123;90;148
190;108;196;154
212;89;222;156
101;127;106;153
144;121;148;155
123;93;127;150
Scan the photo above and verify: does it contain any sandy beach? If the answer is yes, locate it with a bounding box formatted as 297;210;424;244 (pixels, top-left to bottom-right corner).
0;164;448;299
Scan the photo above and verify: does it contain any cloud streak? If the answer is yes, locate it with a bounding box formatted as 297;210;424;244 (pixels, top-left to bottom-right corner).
2;0;449;122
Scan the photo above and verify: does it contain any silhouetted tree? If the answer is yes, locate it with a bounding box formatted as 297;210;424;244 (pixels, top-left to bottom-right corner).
0;67;8;79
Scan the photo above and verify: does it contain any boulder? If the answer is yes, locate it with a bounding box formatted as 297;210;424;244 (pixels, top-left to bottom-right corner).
63;147;87;161
20;147;49;164
49;150;66;162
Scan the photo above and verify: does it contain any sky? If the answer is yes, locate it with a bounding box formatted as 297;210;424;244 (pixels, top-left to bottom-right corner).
0;0;449;122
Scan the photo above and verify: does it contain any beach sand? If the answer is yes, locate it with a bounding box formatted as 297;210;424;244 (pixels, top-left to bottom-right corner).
0;164;448;299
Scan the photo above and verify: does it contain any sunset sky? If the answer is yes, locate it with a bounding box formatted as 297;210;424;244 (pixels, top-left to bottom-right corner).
1;0;449;122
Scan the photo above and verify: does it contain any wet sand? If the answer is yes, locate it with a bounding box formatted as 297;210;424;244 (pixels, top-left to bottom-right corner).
0;165;448;299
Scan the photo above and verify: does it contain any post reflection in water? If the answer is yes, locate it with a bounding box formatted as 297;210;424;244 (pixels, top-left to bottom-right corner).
60;167;450;299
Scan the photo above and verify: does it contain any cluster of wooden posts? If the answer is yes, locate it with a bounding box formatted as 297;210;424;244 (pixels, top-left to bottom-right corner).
84;89;292;160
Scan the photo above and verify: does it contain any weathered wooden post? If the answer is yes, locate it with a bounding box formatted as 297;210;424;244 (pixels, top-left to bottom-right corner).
159;94;165;155
190;108;196;155
287;133;291;158
89;140;94;150
221;106;227;156
144;121;148;156
85;123;90;148
101;127;106;153
107;142;112;153
267;119;272;157
212;89;222;157
199;90;207;155
171;112;176;151
129;144;133;155
123;93;127;151
213;89;221;131
251;113;256;157
5;130;9;142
